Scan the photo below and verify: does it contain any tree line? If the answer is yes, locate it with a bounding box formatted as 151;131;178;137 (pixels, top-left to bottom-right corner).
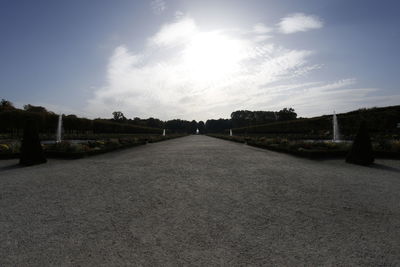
1;98;298;135
0;100;162;135
232;106;400;138
3;98;398;138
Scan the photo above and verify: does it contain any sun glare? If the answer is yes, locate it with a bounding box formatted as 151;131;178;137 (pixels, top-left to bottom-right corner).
182;32;245;82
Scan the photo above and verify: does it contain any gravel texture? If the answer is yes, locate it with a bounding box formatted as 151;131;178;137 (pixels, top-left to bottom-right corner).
0;135;400;266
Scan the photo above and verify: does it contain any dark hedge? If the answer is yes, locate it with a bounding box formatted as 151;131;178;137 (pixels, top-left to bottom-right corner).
0;110;162;136
19;120;47;166
231;105;400;138
346;121;375;165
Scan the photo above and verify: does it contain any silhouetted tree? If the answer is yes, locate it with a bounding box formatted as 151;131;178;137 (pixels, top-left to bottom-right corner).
198;121;205;134
189;120;198;134
346;121;374;165
205;119;231;133
23;104;48;113
144;117;164;128
165;119;192;134
278;107;297;121
19;119;47;166
231;110;279;127
112;111;126;122
0;99;16;111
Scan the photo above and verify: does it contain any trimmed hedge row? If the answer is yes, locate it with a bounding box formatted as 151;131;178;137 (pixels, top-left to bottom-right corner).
231;105;400;138
45;134;186;159
208;134;349;159
0;110;163;136
45;141;146;159
208;134;400;159
0;134;187;160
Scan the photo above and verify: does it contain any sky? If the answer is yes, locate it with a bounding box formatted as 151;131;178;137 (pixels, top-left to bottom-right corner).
0;0;399;121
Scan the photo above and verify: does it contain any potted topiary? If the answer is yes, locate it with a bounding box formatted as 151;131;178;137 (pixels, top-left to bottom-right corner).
19;119;47;166
346;120;374;165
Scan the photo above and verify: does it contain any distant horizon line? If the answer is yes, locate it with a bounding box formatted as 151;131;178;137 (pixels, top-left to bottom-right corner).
2;98;398;123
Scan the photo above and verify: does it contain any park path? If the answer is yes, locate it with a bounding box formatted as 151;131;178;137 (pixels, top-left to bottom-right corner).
1;135;400;266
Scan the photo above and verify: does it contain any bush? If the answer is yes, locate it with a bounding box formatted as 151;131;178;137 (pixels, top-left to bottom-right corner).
346;121;374;165
19;120;47;166
0;144;10;152
231;105;400;139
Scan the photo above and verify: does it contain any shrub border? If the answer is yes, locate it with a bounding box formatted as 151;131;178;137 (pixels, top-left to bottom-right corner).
0;135;187;160
208;134;399;159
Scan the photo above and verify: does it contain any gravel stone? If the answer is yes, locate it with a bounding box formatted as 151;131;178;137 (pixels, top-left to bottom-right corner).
0;135;399;266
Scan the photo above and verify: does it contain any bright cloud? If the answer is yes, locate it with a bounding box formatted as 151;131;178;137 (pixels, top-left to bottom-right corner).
278;13;323;34
246;78;400;117
252;23;273;42
253;23;272;34
87;15;398;120
150;0;166;15
149;17;197;47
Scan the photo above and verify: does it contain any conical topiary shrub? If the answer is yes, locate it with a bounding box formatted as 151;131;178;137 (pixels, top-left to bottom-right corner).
346;120;374;165
19;119;47;166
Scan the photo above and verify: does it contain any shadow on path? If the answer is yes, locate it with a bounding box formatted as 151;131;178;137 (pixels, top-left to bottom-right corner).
370;163;400;174
0;163;24;172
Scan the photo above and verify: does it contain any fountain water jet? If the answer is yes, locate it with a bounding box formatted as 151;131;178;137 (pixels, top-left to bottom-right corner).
230;129;233;136
56;114;62;143
274;112;278;121
162;129;166;136
332;111;340;142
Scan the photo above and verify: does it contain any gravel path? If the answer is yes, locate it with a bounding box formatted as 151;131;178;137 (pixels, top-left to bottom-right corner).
1;135;400;266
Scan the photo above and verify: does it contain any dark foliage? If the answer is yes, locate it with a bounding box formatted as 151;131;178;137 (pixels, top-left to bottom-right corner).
208;134;349;159
277;107;297;121
230;108;296;128
19;120;47;166
145;117;164;128
0;99;16;111
165;119;198;134
232;105;400;139
198;121;205;134
233;116;330;135
231;110;278;128
0;109;163;136
24;104;48;113
1;98;399;138
189;120;198;134
92;119;162;134
346;121;374;165
112;111;127;122
43;134;186;159
205;119;231;133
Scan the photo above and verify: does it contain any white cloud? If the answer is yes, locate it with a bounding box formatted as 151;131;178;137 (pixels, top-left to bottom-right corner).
253;35;271;42
278;13;323;34
149;17;197;47
151;0;166;15
251;23;273;42
245;78;400;117
87;15;399;120
175;10;184;19
253;23;272;34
